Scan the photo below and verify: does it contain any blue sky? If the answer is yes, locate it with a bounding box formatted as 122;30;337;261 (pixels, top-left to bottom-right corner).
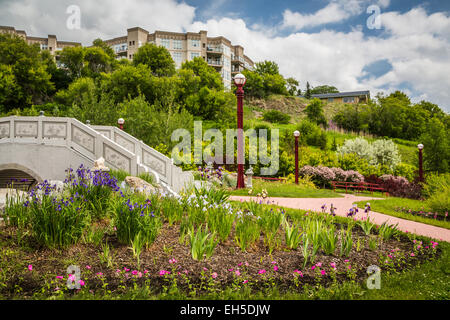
0;0;449;111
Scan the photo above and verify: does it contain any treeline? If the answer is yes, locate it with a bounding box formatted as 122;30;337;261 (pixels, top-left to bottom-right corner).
332;91;449;173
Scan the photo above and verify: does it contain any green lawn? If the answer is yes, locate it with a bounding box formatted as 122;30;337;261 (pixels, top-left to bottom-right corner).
355;197;450;230
229;180;343;198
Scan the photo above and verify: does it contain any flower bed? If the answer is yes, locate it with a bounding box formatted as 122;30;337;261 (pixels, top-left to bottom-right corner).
0;166;442;299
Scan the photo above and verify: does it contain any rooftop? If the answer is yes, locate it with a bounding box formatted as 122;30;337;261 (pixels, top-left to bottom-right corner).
311;91;370;99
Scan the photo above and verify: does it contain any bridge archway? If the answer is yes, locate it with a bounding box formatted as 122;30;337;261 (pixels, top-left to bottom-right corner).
0;163;42;191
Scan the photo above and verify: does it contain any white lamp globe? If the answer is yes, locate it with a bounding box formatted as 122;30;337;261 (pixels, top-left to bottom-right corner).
417;144;424;150
293;130;300;137
117;118;125;125
233;73;246;86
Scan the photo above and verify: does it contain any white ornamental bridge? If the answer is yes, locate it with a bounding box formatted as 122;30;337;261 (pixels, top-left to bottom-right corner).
0;115;193;194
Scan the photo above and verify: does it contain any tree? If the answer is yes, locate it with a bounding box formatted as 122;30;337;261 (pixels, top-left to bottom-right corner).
305;82;311;99
40;50;71;92
420;117;449;173
100;64;153;104
255;61;280;76
310;85;339;95
285;77;300;96
305;98;327;127
83;46;113;76
180;57;223;90
241;69;265;99
132;43;176;77
92;38;115;59
59;46;85;80
0;34;53;111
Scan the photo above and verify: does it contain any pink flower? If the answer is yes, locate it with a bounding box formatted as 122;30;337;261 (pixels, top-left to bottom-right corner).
316;262;322;267
203;267;208;271
56;275;63;279
330;262;336;269
258;269;266;274
96;272;103;277
144;270;149;274
116;269;121;273
79;280;85;286
159;270;170;276
243;280;248;284
311;265;316;270
410;253;415;257
273;265;278;271
293;270;303;277
85;265;91;270
344;259;349;263
124;267;130;272
238;262;243;267
271;261;277;264
28;265;33;271
321;270;326;276
245;262;249;267
235;270;241;276
169;259;178;264
228;268;234;272
211;272;218;279
131;270;138;275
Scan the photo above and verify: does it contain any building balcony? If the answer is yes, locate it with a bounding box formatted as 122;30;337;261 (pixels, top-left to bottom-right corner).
207;46;222;52
207;59;222;66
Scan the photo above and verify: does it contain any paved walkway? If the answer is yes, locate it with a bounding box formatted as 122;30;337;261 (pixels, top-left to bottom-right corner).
229;194;450;243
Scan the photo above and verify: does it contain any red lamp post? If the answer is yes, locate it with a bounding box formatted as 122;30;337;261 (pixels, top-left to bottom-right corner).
118;118;125;130
234;73;246;189
418;143;424;182
294;130;300;184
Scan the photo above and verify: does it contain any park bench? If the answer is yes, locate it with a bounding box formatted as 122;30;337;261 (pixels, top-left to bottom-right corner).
330;181;388;196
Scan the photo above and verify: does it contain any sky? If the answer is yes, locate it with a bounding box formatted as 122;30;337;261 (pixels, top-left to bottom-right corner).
0;0;449;112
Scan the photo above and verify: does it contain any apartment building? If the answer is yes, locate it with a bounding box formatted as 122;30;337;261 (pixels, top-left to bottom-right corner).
0;26;81;60
103;27;254;89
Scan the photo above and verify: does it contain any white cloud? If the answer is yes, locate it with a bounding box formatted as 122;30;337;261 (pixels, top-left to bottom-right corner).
282;0;391;31
282;3;351;30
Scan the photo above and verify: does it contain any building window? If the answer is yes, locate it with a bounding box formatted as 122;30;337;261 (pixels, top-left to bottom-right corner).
343;97;355;103
190;52;200;60
173;40;182;50
161;39;170;49
172;52;183;66
223;57;230;68
191;39;200;47
328;98;334;102
223;45;230;56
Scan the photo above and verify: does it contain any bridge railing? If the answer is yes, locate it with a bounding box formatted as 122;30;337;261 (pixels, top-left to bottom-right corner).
0;116;138;175
91;125;193;192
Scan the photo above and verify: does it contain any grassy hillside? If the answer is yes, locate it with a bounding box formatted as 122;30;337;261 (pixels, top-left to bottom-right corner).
242;94;417;166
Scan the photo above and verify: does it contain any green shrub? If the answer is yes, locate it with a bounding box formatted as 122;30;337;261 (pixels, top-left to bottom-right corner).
422;173;450;198
188;225;218;261
297;120;327;149
114;196;162;248
426;186;450;214
262;109;291;124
